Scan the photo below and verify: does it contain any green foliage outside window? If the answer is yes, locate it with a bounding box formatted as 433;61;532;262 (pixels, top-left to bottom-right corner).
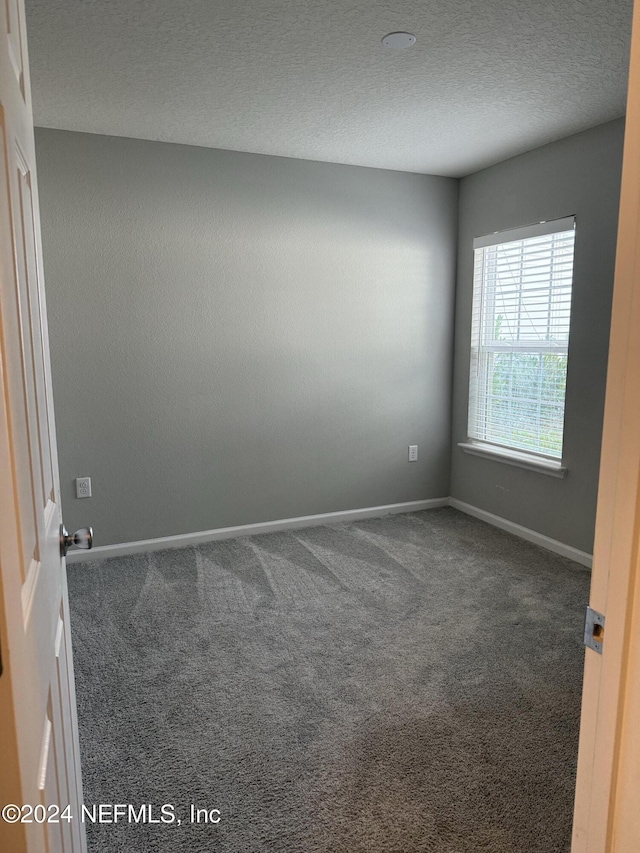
487;352;567;455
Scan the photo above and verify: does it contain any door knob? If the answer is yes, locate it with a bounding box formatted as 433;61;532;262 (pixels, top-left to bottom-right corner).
60;525;93;557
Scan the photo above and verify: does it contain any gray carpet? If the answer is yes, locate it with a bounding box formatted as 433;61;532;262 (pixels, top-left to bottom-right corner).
68;507;589;853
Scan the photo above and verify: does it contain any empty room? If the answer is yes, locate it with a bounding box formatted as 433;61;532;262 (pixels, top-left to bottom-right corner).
1;1;639;852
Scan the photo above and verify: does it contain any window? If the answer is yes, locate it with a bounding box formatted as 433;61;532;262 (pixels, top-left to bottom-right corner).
466;217;576;469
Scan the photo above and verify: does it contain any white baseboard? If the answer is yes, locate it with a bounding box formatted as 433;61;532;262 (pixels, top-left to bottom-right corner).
66;497;450;563
448;498;593;568
67;495;592;569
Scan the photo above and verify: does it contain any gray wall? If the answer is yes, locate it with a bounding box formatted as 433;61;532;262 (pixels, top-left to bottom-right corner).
35;129;458;547
451;119;625;554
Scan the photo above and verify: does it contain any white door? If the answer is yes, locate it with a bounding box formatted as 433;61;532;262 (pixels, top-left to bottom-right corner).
0;1;87;852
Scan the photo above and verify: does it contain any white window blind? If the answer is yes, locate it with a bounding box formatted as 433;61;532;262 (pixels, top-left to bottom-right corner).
468;217;576;460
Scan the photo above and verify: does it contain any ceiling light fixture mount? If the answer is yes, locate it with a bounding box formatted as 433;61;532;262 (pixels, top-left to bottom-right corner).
381;32;417;50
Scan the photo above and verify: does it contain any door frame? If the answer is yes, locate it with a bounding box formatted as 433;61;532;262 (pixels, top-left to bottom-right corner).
571;0;640;849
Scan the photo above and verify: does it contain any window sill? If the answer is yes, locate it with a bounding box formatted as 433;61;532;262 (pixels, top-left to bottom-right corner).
458;442;568;478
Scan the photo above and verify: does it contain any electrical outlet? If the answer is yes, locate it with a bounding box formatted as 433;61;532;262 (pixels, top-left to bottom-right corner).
408;445;418;462
76;477;92;499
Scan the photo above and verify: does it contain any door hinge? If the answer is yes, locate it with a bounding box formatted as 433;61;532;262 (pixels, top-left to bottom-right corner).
584;606;605;654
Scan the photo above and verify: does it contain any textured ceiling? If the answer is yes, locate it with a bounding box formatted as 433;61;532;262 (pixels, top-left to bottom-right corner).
25;0;632;177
